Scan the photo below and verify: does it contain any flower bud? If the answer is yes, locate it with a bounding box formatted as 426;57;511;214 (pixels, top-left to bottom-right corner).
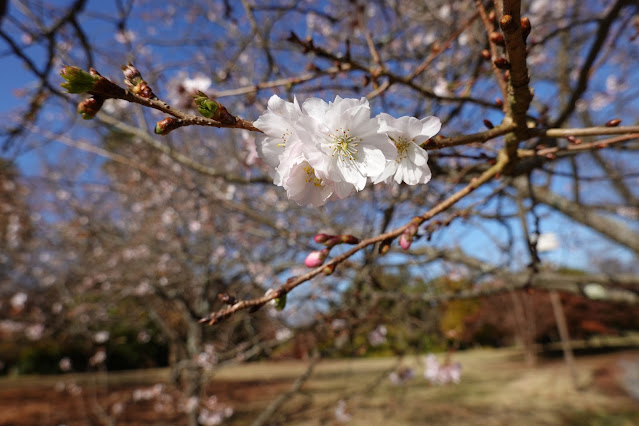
194;91;236;124
605;118;621;127
313;233;333;244
121;62;142;84
217;293;237;305
131;80;154;98
493;58;510;70
323;263;336;275
60;66;100;93
340;234;360;245
275;292;287;311
155;117;183;135
379;238;393;255
194;91;220;118
499;15;513;31
399;220;420;251
489;32;505;46
521;17;531;42
305;248;329;268
77;96;105;119
399;232;413;250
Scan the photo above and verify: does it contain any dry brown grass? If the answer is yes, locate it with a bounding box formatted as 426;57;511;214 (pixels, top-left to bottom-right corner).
0;348;637;425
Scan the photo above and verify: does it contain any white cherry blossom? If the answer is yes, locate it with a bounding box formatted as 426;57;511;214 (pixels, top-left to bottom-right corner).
253;95;440;206
300;96;395;195
374;113;441;185
253;95;304;168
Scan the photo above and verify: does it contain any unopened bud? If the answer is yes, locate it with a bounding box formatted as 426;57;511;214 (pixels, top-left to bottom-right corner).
121;62;142;84
379;238;393;255
489;32;505;46
313;233;333;244
218;293;237;305
323;263;336;275
521;17;531;42
131;80;154;98
399;232;413;250
275;293;287;311
481;49;492;60
399;220;420;251
60;66;100;93
155;117;183;135
194;91;236;124
77;96;104;119
605;118;621;127
495;98;504;107
340;234;360;245
305;248;329;268
499;15;513;31
483;119;494;129
493;58;510;70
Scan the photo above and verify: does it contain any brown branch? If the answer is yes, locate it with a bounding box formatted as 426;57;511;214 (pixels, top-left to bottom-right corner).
551;0;628;127
70;69;261;132
531;125;639;138
495;0;534;157
519;133;639;158
425;122;516;150
512;176;639;255
200;151;510;325
475;0;509;112
287;32;499;109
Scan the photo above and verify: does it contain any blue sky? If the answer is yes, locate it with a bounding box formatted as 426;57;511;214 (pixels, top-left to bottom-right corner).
1;0;637;277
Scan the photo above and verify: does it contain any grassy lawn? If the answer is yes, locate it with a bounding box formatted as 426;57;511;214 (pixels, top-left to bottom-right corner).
1;347;638;425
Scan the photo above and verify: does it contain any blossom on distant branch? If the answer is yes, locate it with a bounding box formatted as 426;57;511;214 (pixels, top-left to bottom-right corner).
254;95;440;206
424;353;462;385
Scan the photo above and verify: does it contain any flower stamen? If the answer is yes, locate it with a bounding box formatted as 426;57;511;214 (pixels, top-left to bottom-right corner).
303;165;324;187
329;128;360;163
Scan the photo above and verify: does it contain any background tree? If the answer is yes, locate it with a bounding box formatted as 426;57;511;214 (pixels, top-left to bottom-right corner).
1;0;639;424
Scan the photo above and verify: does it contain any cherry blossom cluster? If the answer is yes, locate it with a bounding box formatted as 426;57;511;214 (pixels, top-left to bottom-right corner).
424;353;462;385
254;95;441;207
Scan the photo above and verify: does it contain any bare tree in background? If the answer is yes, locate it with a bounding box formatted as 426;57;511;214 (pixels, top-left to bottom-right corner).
2;0;639;424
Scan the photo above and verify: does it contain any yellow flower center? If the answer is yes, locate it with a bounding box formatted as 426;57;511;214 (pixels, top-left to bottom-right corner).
329;128;360;162
391;136;411;163
303;165;324;187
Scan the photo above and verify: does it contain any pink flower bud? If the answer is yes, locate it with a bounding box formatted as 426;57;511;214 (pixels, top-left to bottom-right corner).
399;232;413;250
313;233;333;244
399;221;420;250
305;248;329;268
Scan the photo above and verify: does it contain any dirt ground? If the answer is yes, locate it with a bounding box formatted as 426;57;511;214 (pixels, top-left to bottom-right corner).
0;348;638;425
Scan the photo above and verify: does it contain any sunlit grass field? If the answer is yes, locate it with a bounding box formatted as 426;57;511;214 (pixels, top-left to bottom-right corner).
1;347;638;425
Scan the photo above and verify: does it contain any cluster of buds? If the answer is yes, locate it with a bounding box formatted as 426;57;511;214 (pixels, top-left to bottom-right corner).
482;12;532;78
194;91;236;125
60;66;112;119
122;62;155;98
304;233;361;270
